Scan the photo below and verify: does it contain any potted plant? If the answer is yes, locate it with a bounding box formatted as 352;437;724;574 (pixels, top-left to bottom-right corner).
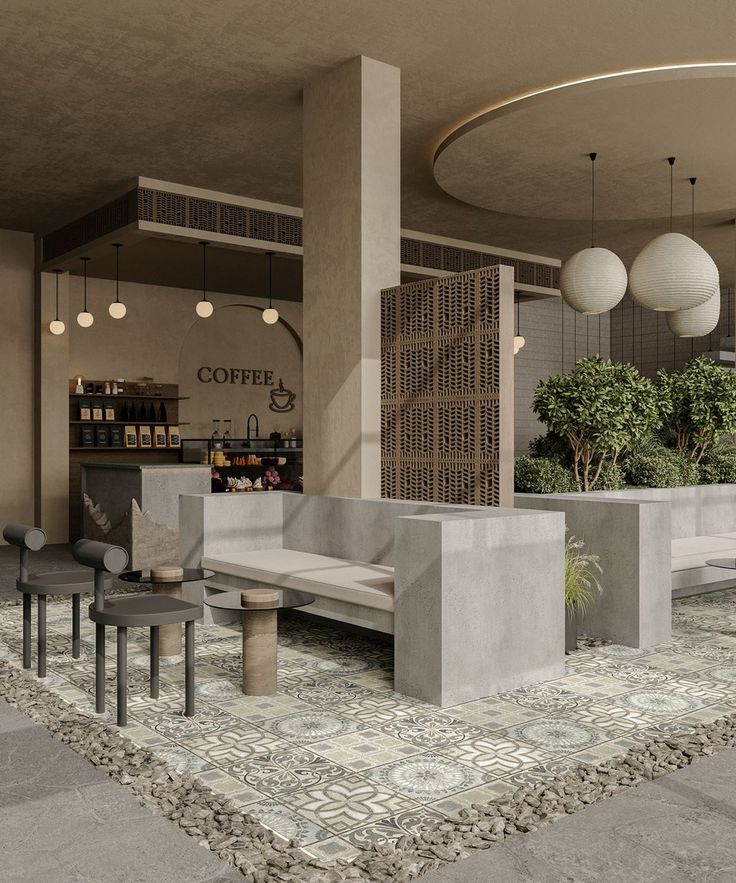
565;535;602;652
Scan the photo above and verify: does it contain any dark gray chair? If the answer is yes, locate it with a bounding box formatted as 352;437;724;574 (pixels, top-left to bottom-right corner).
3;523;112;677
72;539;202;727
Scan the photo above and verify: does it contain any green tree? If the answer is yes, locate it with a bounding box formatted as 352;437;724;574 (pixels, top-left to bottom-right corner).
656;357;736;464
533;356;660;491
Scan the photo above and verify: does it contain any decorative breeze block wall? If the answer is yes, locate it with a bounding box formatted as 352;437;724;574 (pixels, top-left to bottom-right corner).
381;265;514;506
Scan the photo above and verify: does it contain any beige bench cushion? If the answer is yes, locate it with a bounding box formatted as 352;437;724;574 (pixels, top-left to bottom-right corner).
671;535;736;573
202;549;395;611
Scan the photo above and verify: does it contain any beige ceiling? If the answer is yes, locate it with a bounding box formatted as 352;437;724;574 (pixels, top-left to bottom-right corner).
2;0;736;275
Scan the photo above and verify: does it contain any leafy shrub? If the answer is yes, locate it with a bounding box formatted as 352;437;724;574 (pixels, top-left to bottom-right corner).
528;432;571;466
698;447;736;484
514;456;576;494
595;462;625;490
533;357;660;491
656;358;736;463
624;450;697;488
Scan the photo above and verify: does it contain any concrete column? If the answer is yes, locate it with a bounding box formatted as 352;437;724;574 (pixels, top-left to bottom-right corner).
302;56;400;497
35;269;70;542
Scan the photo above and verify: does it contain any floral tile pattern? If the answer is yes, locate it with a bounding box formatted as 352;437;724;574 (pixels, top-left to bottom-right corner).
5;590;736;851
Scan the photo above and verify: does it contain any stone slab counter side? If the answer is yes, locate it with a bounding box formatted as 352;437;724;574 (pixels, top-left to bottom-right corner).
81;464;212;571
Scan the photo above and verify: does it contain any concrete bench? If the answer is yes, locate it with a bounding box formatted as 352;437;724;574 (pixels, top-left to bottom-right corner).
179;491;566;706
516;483;736;650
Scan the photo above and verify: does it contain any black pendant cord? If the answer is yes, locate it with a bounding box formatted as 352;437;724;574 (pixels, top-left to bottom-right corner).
620;300;623;361
266;251;275;308
81;257;90;311
586;315;590;356
589;152;597;248
668;157;676;233
113;243;122;302
199;241;210;302
53;269;62;321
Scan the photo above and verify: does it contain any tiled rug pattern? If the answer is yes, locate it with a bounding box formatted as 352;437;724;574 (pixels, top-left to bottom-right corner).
2;593;736;861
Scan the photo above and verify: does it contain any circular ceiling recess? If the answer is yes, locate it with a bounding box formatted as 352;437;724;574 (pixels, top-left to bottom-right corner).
433;64;736;222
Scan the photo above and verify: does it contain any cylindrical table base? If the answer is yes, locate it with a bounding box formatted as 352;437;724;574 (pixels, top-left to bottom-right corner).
152;580;183;657
242;609;278;696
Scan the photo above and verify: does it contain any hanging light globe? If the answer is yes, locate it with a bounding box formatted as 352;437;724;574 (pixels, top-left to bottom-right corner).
195;299;213;318
49;319;66;335
77;310;94;328
262;307;279;325
560;247;627;315
666;281;720;337
109;300;127;319
629;232;718;312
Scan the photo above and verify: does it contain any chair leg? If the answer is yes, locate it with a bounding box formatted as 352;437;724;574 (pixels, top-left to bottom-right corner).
150;626;159;699
22;594;31;669
184;620;195;717
95;623;106;713
117;626;127;727
72;594;81;659
37;595;46;678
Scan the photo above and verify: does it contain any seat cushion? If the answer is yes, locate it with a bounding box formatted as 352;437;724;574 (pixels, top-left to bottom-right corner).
202;549;395;611
671;535;736;573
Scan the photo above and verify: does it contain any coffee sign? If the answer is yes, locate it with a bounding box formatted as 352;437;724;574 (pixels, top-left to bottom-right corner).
197;366;274;386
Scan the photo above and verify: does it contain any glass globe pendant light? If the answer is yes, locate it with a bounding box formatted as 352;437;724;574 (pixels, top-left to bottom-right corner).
108;243;127;318
195;241;214;318
630;157;718;312
513;297;525;354
262;251;279;325
559;153;627;315
666;177;720;337
49;269;65;335
76;257;94;327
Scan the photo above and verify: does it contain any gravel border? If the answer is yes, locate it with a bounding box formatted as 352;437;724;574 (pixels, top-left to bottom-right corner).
2;640;736;880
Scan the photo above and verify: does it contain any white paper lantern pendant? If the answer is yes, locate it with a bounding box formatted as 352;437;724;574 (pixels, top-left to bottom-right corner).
665;177;720;337
560;153;628;315
630;160;719;312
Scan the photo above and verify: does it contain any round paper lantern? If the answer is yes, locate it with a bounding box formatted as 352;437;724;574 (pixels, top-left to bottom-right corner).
629;232;718;312
108;300;127;319
262;307;279;325
666;282;720;337
49;319;65;335
559;247;627;315
195;299;214;318
76;310;94;328
513;334;526;355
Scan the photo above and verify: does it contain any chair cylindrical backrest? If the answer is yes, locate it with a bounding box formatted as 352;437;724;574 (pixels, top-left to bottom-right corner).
3;524;46;551
3;523;46;582
72;540;129;611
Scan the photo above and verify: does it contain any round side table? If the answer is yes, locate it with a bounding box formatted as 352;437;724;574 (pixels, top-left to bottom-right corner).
204;587;314;695
119;567;213;658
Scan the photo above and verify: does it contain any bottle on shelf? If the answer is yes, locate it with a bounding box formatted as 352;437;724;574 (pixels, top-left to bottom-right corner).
158;401;168;423
137;401;147;421
211;419;222;450
148;402;157;422
120;401;129;421
112;380;118;395
104;381;111;395
223;419;232;448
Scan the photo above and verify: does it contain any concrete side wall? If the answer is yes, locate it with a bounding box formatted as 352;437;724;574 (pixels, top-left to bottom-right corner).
515;493;671;648
1;229;35;538
585;484;736;539
394;509;566;706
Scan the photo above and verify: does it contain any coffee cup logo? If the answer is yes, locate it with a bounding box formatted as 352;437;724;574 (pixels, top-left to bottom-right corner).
269;378;296;412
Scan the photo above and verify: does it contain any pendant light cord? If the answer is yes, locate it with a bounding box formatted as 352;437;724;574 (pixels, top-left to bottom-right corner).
689;177;696;241
81;257;90;310
54;269;61;320
266;251;274;308
668;157;676;233
114;244;121;302
589;152;597;248
200;241;209;302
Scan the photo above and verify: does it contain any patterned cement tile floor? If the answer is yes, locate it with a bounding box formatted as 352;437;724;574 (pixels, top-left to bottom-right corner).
3;592;736;863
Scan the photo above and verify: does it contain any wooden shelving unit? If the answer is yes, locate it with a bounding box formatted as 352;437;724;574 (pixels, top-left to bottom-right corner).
68;379;184;538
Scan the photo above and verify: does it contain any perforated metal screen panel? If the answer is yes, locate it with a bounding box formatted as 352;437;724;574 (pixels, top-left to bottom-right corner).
381;266;511;506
